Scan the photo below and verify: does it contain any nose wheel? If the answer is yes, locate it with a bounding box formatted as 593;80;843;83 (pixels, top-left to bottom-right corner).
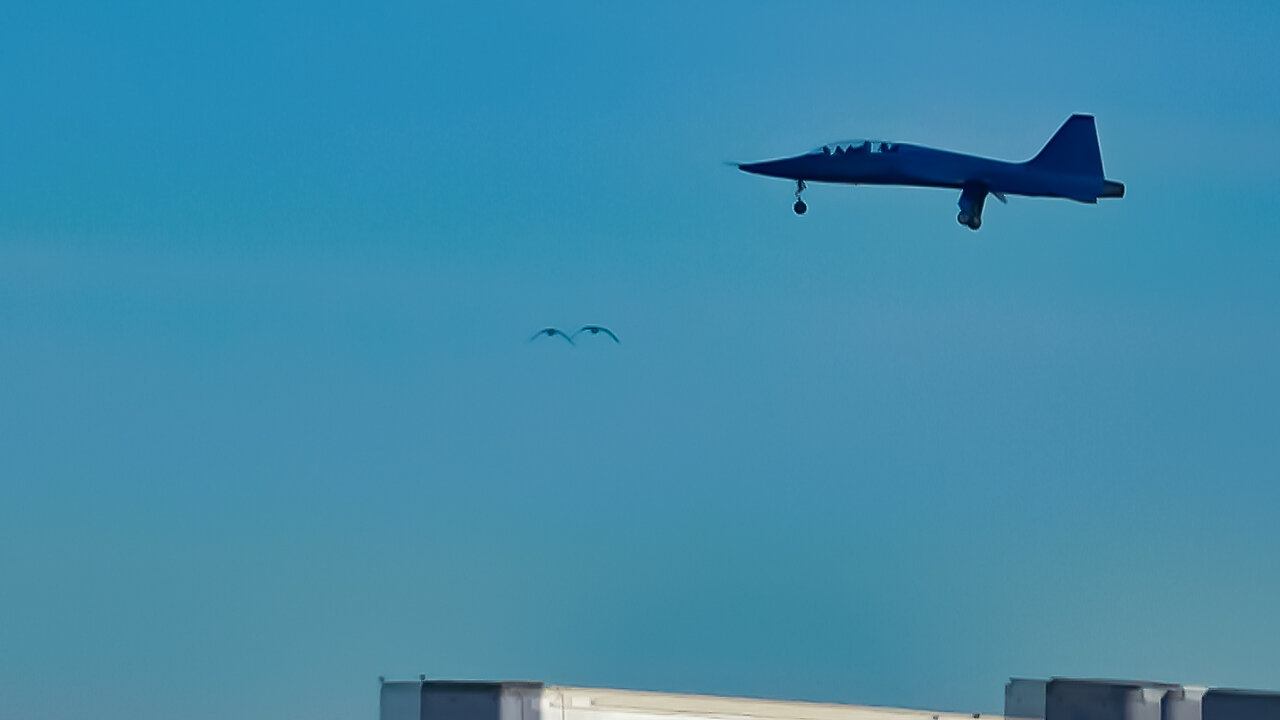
793;179;807;215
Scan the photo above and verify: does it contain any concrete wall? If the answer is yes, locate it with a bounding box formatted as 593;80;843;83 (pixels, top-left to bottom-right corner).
1161;687;1205;720
1202;689;1280;720
381;682;421;720
380;681;543;720
1046;679;1182;720
383;681;994;720
380;679;1279;720
1006;679;1047;720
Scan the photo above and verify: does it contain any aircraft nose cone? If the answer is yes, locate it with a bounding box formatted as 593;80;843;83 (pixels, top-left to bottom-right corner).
738;159;786;177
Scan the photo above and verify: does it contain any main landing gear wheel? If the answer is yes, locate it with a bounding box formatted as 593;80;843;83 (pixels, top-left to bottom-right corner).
793;179;807;215
957;183;988;231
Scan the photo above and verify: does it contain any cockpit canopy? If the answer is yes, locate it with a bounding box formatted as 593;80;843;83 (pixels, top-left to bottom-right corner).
810;140;898;155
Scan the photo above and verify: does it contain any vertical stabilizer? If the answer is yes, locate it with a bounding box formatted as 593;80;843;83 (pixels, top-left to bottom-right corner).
1029;114;1104;178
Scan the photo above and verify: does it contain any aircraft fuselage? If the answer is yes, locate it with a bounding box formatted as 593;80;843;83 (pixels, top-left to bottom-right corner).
740;144;1115;203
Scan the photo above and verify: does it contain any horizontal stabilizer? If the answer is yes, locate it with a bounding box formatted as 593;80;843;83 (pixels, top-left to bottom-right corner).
1029;114;1104;178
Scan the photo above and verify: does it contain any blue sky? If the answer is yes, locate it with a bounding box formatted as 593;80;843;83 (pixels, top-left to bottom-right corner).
2;2;1279;719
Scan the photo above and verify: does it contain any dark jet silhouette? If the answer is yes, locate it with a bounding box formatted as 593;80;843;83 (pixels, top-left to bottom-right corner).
574;325;620;343
530;328;575;345
738;114;1124;230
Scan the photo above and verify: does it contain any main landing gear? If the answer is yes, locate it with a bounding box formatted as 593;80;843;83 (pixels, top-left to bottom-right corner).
793;179;807;215
957;183;987;230
957;211;981;230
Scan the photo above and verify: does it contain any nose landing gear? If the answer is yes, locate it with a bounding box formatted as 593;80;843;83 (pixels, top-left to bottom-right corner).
793;179;807;215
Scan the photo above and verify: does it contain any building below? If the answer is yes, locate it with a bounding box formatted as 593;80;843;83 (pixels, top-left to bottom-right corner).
1005;679;1280;720
379;679;1280;720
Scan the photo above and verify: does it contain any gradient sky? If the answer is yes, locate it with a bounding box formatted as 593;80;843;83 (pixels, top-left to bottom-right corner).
2;2;1279;719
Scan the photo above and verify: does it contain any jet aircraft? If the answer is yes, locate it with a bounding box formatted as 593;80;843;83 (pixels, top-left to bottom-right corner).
738;114;1124;229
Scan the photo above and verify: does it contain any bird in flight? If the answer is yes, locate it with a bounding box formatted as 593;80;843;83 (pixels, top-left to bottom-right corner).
530;327;575;344
574;325;620;343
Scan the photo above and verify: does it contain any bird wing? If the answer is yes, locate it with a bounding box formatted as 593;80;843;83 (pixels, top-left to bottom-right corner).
573;325;619;343
531;328;572;343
